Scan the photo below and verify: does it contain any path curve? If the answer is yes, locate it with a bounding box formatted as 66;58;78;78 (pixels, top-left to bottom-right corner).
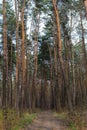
25;111;68;130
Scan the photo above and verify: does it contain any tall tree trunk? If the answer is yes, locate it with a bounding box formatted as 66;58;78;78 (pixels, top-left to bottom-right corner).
2;0;9;129
7;37;13;108
72;48;76;106
48;45;54;109
14;0;20;113
53;35;61;111
52;0;73;111
32;4;40;110
83;0;87;19
80;12;87;104
2;0;8;108
32;28;38;110
21;0;26;110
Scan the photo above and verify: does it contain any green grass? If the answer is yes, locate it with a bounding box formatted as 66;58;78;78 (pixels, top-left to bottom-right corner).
53;111;68;120
0;109;36;130
12;112;36;130
13;126;19;130
0;109;3;120
69;123;77;130
0;109;3;130
19;113;36;128
67;111;85;130
53;110;86;130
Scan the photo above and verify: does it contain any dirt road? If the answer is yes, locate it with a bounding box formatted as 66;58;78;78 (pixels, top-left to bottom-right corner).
25;111;68;130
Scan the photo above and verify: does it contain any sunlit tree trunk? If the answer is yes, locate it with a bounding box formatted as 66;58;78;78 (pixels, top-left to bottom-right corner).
52;0;73;111
83;0;87;19
21;0;26;110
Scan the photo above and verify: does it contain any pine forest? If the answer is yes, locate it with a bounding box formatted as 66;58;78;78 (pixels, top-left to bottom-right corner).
0;0;87;130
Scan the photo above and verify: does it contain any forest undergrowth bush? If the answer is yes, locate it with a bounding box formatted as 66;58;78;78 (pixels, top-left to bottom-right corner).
0;109;36;130
67;110;85;130
53;111;68;120
54;109;86;130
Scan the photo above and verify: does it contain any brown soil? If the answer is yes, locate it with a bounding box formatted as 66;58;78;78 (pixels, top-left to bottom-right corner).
24;111;68;130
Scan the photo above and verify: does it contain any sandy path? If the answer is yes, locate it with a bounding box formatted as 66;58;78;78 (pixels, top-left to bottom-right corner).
25;111;68;130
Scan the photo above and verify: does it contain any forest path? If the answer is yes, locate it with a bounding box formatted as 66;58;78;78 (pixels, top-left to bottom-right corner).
24;111;68;130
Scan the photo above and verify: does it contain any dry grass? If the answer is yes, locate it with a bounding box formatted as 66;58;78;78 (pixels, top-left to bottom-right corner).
0;109;36;130
53;110;87;130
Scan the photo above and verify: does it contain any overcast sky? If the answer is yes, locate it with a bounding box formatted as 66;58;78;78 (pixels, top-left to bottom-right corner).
0;0;2;4
0;0;87;45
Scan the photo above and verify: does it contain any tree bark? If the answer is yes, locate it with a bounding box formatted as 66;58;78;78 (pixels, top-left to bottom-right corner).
21;0;26;110
2;0;9;129
52;0;73;111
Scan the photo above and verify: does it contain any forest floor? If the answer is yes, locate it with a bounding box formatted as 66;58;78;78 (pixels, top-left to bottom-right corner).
23;111;68;130
22;110;87;130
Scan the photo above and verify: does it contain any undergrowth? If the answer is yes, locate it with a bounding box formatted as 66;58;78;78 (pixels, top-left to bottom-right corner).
53;110;86;130
0;109;36;130
67;111;85;130
0;109;3;130
18;113;36;129
53;111;68;119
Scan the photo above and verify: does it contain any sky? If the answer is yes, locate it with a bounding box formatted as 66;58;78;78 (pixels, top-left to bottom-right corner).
0;0;2;4
0;0;87;46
